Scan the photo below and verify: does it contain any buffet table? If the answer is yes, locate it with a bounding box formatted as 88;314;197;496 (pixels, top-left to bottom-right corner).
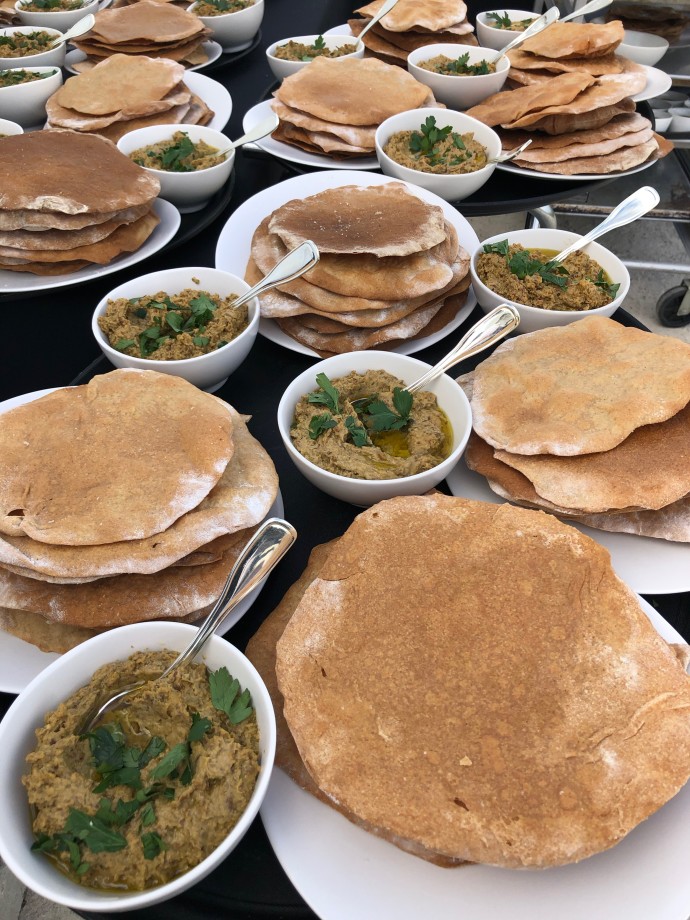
1;1;689;918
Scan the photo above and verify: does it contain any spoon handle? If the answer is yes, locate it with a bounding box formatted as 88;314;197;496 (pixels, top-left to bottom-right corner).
357;0;400;44
407;305;520;395
492;5;560;65
491;138;532;164
549;186;660;265
232;240;319;309
227;112;279;153
560;0;612;24
162;518;297;677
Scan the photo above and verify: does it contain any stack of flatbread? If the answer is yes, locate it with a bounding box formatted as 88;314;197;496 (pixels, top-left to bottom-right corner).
607;2;689;42
348;0;476;66
0;369;278;654
44;55;213;143
462;316;690;543
247;493;690;868
0;131;160;275
71;1;212;72
271;56;439;159
466;70;671;175
506;20;646;88
245;182;470;355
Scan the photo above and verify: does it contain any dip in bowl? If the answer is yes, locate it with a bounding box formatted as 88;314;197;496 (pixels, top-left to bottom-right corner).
475;9;538;50
92;266;260;391
266;33;363;81
186;0;263;52
0;64;61;126
0;25;64;68
375;108;500;202
15;0;98;31
278;350;472;507
471;228;630;333
0;620;276;912
407;44;509;109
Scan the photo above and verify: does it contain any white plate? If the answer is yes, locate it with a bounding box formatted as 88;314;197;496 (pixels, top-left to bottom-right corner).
261;594;690;920
446;460;690;595
0;198;180;295
633;64;673;103
496;155;658;182
242;100;379;171
0;387;283;694
215;169;478;358
65;40;223;74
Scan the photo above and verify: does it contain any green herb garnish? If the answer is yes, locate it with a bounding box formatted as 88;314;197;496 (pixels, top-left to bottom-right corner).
307;372;341;414
344;415;370;447
592;268;620;299
141;831;167;860
161;133;197;172
363;387;413;432
309;412;337;440
209;666;254;724
487;10;512;27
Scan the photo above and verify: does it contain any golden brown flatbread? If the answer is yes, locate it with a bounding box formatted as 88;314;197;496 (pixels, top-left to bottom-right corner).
355;0;468;32
518;19;625;59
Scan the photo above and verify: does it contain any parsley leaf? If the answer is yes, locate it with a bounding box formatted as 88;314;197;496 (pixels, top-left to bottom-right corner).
64;809;127;854
161;133;196;171
307;372;340;414
188;711;212;743
364;387;413;432
141;831;167;860
592;268;620;299
344;415;370;447
149;743;189;781
209;667;254;724
308;413;337;440
483;239;509;256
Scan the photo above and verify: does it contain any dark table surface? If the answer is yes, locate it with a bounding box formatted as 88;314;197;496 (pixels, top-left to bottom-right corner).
1;2;689;917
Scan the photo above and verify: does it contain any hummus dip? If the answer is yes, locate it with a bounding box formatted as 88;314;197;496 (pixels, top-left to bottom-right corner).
20;0;84;10
273;37;357;61
193;0;253;16
419;53;497;76
0;31;56;57
0;68;56;86
129;131;225;173
486;11;536;29
291;369;452;480
24;651;260;891
384;117;487;175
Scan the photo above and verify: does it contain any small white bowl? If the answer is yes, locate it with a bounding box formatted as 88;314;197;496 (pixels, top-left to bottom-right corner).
187;0;263;52
92;266;260;392
470;228;630;334
407;44;509;109
375;107;501;203
0;65;61;126
277;350;472;508
475;9;538;51
0;115;23;135
265;33;363;81
14;0;98;31
0;25;65;68
669;107;690;133
117;124;234;213
0;621;276;914
618;29;669;67
652;109;672;132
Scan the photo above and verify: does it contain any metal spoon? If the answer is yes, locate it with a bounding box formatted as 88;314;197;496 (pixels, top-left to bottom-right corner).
356;0;400;49
560;0;612;25
492;5;560;66
231;240;319;311
405;305;520;395
214;112;279;158
77;518;297;735
488;139;532;165
49;13;95;46
548;186;660;266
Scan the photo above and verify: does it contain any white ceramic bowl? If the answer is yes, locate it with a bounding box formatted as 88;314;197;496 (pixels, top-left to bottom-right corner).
407;44;509;109
0;621;276;914
0;25;65;68
117;124;234;213
265;33;363;81
92;266;260;391
14;0;98;31
0;64;61;126
187;0;263;52
618;29;669;67
475;9;538;51
470;228;630;334
0;115;24;135
277;350;472;507
669;107;690;133
652;109;671;132
375;107;500;202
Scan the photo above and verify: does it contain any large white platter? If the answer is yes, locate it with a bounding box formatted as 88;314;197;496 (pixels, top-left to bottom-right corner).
0;198;180;295
496;155;659;183
242;100;379;171
261;594;690;920
446;459;690;595
215;169;477;358
65;40;223;74
633;64;673;103
0;387;282;694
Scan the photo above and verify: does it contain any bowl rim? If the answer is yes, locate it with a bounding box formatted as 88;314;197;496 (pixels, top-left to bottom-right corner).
407;43;511;78
187;0;263;20
476;7;538;22
14;0;98;12
92;266;259;368
620;29;669;49
266;32;360;59
116;124;235;179
470;228;631;315
277;350;472;487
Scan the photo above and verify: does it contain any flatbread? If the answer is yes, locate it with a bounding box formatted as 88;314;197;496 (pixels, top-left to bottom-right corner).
508;49;625;75
84;1;204;44
524;97;635;135
471;316;690;455
513;137;659;174
513;126;653;164
504;75;641;130
518;20;625;59
466;73;594;128
0;370;234;545
276;494;690;868
355;0;468;32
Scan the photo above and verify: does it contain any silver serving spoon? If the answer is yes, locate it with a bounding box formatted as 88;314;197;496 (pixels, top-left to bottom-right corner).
405;305;520;395
492;5;560;66
488;139;532;165
77;518;297;735
560;0;612;25
356;0;400;49
548;186;660;266
49;12;95;46
215;112;279;159
231;239;319;311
